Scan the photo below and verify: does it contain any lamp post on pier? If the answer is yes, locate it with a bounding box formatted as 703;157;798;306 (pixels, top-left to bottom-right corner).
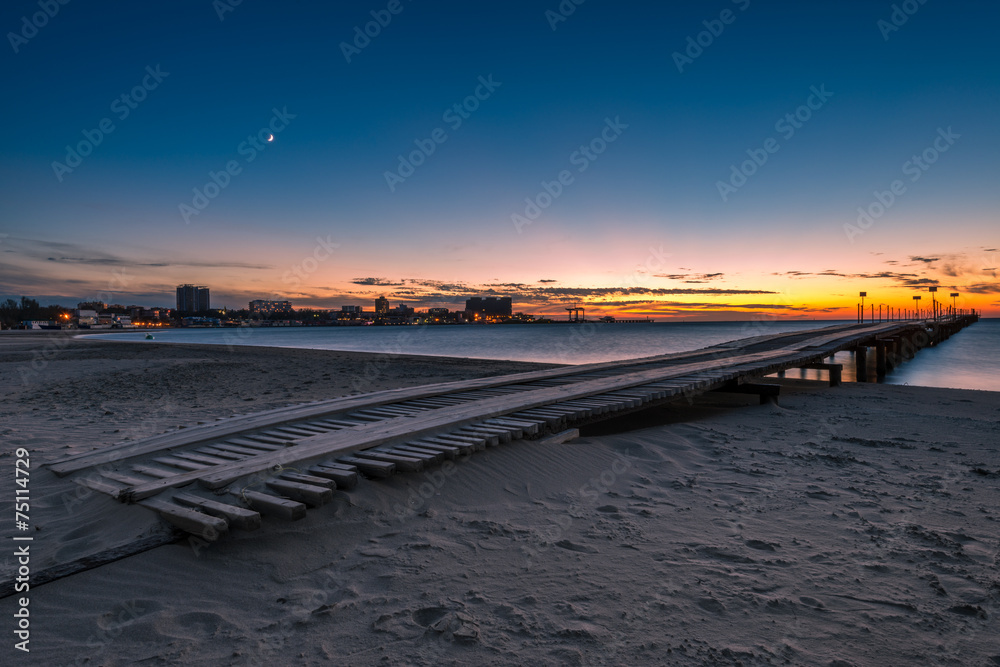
913;295;921;320
928;286;938;321
950;292;959;318
859;292;866;323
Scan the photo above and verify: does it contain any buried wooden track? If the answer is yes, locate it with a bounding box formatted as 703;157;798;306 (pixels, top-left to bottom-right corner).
0;316;978;597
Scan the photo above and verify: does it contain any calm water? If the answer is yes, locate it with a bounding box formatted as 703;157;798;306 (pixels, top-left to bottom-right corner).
86;318;1000;392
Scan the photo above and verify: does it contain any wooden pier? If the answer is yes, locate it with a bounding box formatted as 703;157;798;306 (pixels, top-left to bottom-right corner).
34;315;983;548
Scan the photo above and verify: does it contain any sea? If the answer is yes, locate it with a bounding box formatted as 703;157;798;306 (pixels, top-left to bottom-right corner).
86;318;1000;393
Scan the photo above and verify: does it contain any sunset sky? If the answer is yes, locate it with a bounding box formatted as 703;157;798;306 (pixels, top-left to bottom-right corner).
1;0;997;319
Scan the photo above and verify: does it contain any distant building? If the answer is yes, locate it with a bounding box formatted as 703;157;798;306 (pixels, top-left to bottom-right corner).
428;307;449;316
375;296;389;316
341;305;363;314
465;296;512;317
176;284;210;313
249;299;292;315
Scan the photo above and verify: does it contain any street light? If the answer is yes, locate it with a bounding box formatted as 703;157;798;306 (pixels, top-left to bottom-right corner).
928;286;938;321
859;292;867;323
950;292;959;318
913;295;921;320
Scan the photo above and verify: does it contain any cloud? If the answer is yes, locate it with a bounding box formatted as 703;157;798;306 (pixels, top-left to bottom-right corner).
351;277;405;286
654;272;726;281
909;256;940;264
538;279;557;283
964;282;1000;295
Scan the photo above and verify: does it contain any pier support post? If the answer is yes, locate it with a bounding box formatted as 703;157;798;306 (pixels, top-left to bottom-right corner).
855;346;868;383
875;341;887;378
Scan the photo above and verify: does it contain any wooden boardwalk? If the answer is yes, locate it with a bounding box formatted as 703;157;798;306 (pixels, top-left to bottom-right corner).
45;315;980;542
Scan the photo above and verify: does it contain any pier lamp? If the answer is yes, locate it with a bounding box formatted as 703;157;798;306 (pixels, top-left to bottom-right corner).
950;292;959;317
859;292;866;323
913;295;921;320
928;286;938;321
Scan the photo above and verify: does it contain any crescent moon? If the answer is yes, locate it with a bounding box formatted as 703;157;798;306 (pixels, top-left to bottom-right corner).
267;133;274;142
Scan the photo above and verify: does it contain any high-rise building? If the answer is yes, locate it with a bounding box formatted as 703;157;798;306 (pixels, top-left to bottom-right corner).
176;285;210;313
465;296;512;317
375;296;389;316
249;299;292;315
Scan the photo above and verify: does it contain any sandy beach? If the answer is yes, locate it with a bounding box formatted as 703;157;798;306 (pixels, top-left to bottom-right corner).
2;334;999;666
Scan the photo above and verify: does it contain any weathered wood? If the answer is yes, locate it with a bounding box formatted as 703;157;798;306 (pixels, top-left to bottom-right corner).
336;455;395;478
170;451;233;466
389;445;448;462
75;477;125;497
131;464;178;479
194;446;249;461
172;492;262;530
225;438;283;452
306;465;359;489
236;490;307;520
416;438;474;456
151;456;210;472
352;451;424;472
277;471;337;489
266;479;333;506
100;470;155;486
403;442;460;459
138;497;229;539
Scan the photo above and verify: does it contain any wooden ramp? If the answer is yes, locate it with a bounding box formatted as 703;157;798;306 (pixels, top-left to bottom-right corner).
43;315;980;542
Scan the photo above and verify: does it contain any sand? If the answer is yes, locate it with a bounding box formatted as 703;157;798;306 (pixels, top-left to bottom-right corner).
1;333;999;666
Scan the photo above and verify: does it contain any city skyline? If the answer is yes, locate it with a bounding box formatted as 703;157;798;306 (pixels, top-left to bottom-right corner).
1;1;997;320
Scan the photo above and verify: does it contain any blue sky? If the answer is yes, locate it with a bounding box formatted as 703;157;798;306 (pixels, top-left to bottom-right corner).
1;0;998;317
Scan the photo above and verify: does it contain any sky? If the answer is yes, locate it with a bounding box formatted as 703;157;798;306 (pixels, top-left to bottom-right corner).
1;0;998;319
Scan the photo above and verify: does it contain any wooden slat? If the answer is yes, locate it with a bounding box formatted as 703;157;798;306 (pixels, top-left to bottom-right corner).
307;465;359;489
336;456;395;478
236;490;306;520
138;497;229;539
172;492;261;530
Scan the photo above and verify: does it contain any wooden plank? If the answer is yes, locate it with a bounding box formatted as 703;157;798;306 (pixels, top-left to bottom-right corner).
100;470;155;486
131;464;178;479
172;492;261;530
433;434;487;450
243;434;292;445
278;471;337;489
316;461;358;473
170;451;233;466
388;445;447;463
194;447;249;461
236;490;306;520
207;443;265;457
226;438;283;452
151;456;210;472
461;427;511;443
336;456;395;478
138;497;228;539
75;477;124;497
415;438;474;456
403;442;459;459
352;451;424;473
266;479;332;507
306;465;359;489
455;429;500;446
